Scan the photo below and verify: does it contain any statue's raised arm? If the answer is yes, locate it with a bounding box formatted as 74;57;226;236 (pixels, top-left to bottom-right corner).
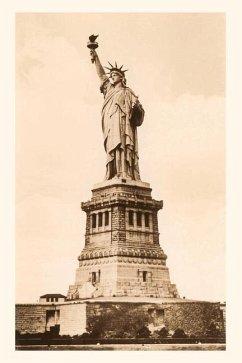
87;35;105;80
90;49;106;81
87;35;144;181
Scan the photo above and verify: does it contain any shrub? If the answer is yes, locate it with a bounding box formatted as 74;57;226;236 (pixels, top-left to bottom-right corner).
89;327;103;338
158;327;169;338
136;326;151;338
114;329;126;338
80;332;91;339
172;328;187;338
104;330;118;338
206;322;221;337
189;334;197;339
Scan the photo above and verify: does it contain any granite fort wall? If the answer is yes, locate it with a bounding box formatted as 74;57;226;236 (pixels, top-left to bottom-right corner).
59;303;86;336
86;300;223;336
16;300;223;337
15;304;52;334
161;301;222;335
16;303;87;335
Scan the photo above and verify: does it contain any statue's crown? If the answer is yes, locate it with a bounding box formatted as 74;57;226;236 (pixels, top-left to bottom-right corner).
104;62;128;78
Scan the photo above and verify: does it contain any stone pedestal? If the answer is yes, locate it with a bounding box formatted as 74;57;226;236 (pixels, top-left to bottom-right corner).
67;178;179;299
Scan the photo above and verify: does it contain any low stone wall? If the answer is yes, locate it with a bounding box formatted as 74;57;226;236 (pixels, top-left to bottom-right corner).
15;304;53;334
59;303;86;336
86;300;223;336
161;301;222;335
15;303;87;336
16;299;224;337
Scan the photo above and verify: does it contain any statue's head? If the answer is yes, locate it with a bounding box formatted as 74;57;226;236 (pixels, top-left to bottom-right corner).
105;62;128;86
110;71;126;86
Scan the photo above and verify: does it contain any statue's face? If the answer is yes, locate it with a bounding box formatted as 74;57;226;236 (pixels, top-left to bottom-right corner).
111;71;122;85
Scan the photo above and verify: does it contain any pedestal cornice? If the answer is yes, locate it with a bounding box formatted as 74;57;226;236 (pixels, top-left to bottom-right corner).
81;178;163;212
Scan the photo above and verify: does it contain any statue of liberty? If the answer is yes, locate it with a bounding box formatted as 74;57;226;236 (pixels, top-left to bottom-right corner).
87;35;144;180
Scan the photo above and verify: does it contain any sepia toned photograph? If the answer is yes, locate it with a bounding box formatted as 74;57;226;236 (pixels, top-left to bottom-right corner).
15;12;226;351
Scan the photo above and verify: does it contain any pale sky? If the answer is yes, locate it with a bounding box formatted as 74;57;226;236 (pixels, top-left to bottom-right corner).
16;13;225;303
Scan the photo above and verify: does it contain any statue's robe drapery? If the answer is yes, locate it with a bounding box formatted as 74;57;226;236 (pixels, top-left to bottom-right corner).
100;75;144;180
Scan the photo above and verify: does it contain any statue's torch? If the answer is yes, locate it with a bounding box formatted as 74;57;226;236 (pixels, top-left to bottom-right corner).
87;34;99;63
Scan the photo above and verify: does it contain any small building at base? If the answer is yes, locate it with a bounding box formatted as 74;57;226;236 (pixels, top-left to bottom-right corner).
39;294;66;304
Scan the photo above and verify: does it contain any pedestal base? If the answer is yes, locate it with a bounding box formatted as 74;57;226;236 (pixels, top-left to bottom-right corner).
67;179;179;300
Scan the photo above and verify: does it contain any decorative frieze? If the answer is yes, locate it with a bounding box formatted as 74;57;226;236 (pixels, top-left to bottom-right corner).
78;255;166;266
